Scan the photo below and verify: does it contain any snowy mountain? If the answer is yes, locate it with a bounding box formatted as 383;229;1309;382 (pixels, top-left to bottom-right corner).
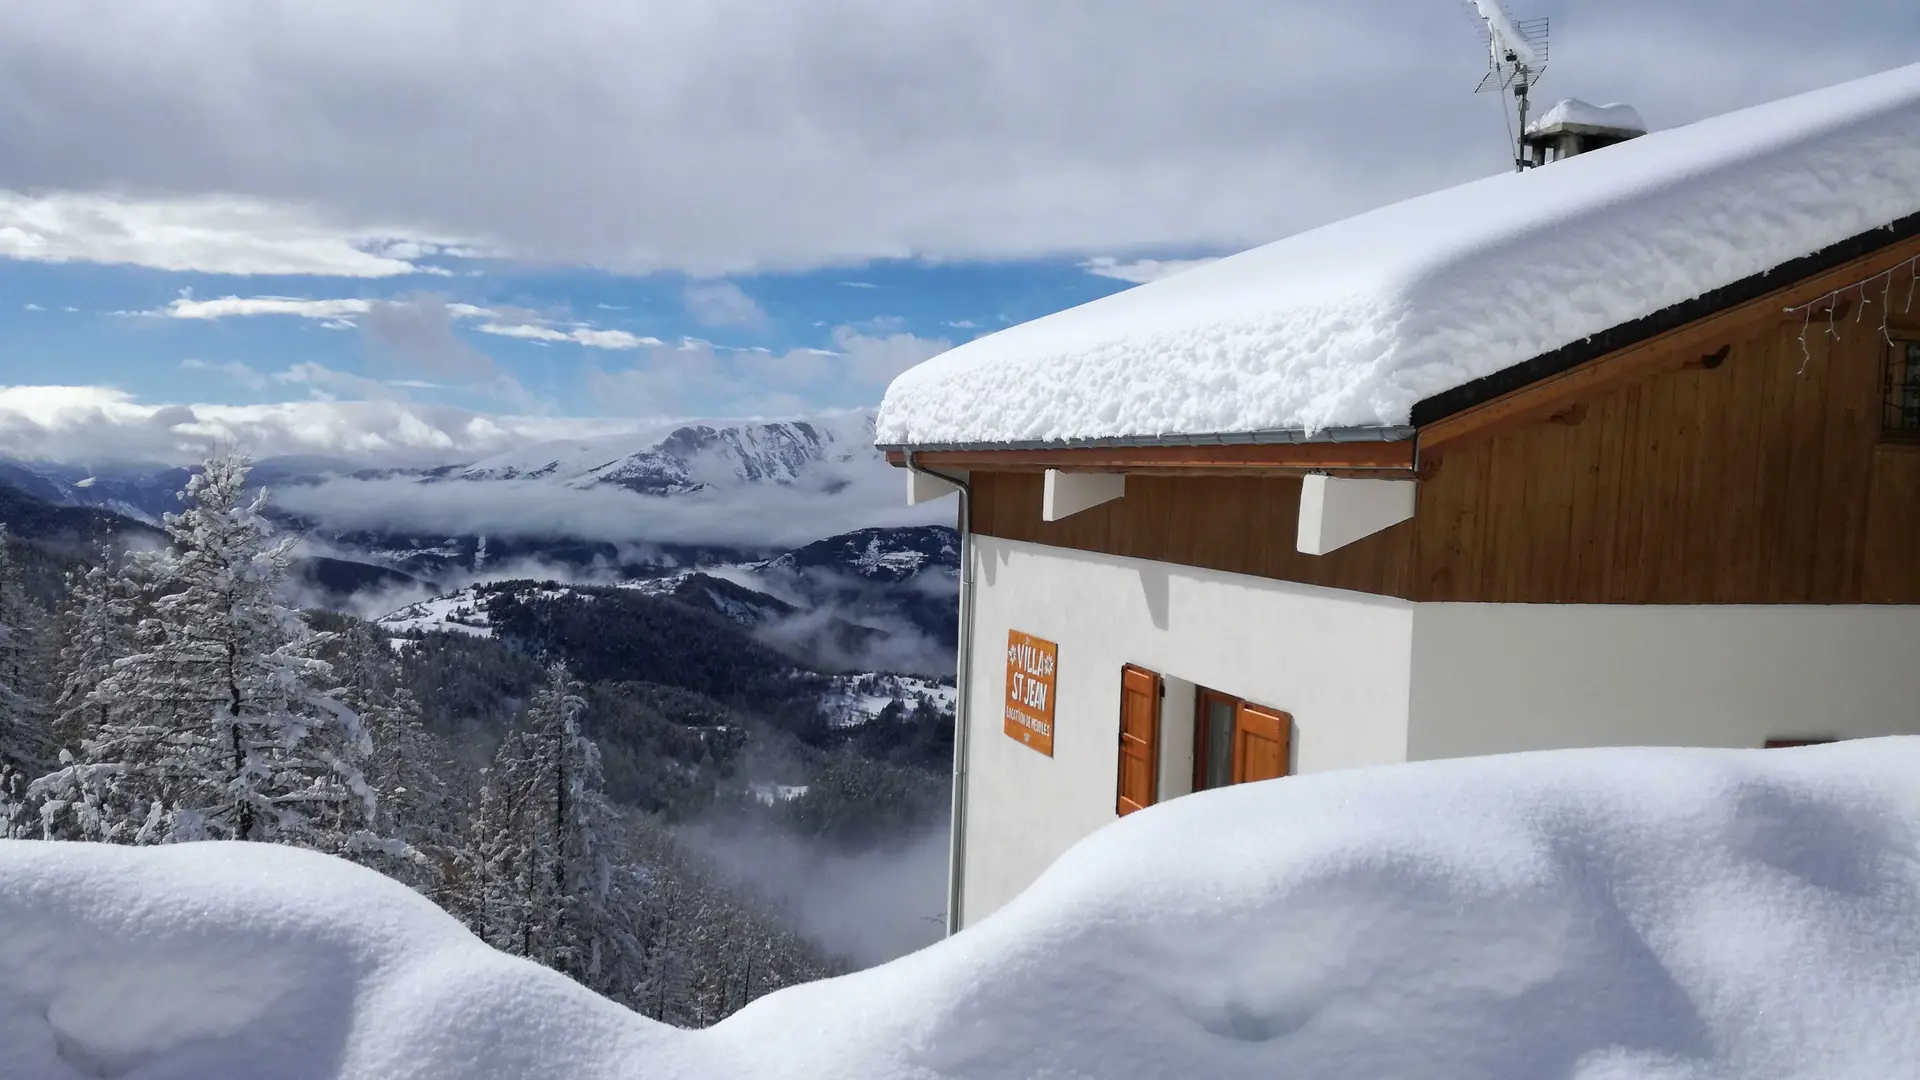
440;412;880;494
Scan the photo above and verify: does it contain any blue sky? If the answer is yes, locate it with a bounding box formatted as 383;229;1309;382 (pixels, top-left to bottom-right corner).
0;0;1915;465
0;251;1166;420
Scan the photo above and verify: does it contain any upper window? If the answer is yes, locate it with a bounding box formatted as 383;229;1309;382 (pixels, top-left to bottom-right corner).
1884;340;1920;438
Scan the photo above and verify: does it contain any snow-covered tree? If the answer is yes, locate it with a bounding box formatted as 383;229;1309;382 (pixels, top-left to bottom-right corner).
0;760;32;839
64;454;376;848
50;550;136;754
468;661;646;991
0;527;54;775
332;619;461;890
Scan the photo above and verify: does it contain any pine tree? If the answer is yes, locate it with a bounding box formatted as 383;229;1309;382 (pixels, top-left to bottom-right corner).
73;454;377;847
334;619;458;888
50;550;136;755
0;760;33;839
478;661;645;990
0;526;54;775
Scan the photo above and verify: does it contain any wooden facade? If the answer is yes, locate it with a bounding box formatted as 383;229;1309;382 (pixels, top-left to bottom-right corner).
969;297;1920;605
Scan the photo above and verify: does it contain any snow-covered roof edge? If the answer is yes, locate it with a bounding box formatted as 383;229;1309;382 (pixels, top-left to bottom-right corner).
1410;206;1920;428
875;62;1920;450
876;424;1414;453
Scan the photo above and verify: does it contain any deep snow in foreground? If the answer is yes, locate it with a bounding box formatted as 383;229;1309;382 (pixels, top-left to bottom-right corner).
5;739;1920;1079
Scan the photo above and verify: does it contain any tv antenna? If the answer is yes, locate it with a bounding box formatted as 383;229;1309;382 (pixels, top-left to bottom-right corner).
1466;0;1549;171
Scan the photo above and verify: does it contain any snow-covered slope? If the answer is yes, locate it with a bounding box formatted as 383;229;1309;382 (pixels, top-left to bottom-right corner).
877;61;1920;445
376;587;497;638
758;525;959;585
6;738;1918;1079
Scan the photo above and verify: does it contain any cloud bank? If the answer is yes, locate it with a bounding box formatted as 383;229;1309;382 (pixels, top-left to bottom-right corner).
0;385;646;466
3;2;1910;275
271;456;948;550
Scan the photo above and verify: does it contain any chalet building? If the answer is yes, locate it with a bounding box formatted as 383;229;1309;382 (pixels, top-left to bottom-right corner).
876;64;1920;930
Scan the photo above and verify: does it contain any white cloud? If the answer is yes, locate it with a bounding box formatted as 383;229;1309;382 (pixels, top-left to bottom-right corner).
0;384;637;466
273;361;402;401
179;358;269;391
587;324;949;415
150;293;651;356
819;325;950;384
158;295;498;322
944;319;977;330
0;191;467;277
838;281;880;289
1078;256;1222;284
683;281;768;329
4;3;1903;274
22;303;44;312
475;323;663;350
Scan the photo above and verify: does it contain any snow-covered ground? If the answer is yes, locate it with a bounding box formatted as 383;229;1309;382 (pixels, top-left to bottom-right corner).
747;782;810;807
820;673;956;727
4;738;1917;1079
375;588;496;638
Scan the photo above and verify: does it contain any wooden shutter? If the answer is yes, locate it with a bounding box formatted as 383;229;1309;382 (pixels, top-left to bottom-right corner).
1231;704;1291;784
1116;665;1161;816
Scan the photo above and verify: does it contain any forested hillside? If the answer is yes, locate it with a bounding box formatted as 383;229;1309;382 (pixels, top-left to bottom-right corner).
0;454;957;1026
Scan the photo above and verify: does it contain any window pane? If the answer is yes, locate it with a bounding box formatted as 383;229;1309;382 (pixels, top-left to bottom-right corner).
1204;700;1235;790
1903;343;1920;433
1891;342;1920;435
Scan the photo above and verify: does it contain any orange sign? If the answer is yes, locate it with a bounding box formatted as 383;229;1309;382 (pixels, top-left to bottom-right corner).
1004;630;1058;756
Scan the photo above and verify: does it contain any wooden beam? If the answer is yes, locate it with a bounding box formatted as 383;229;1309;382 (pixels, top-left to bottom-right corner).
1043;469;1125;521
1419;233;1920;455
1296;475;1416;556
884;440;1415;473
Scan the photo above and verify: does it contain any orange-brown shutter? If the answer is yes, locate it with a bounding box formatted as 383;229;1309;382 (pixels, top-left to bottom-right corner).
1232;704;1291;784
1116;665;1161;816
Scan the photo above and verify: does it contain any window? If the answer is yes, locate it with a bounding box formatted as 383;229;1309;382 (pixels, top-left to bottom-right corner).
1884;339;1920;438
1764;737;1836;749
1193;688;1291;791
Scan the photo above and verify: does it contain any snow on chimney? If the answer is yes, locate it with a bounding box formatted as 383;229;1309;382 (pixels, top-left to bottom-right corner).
1521;99;1647;166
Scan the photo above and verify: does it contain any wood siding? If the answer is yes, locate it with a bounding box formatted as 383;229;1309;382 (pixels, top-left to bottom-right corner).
971;309;1920;604
973;470;1415;596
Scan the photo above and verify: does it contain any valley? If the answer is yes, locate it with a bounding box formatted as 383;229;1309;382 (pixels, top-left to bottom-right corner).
0;411;961;1000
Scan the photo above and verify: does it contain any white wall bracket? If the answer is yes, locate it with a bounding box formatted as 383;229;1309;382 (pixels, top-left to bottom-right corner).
1296;474;1416;555
907;468;967;505
1043;469;1125;522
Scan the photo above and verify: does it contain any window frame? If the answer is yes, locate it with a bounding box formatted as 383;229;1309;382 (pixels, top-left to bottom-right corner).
1191;687;1291;791
1192;688;1240;793
1881;336;1920;441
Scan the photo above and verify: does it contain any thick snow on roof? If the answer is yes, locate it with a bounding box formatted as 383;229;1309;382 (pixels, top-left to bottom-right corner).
5;738;1920;1078
1528;97;1648;135
876;62;1920;447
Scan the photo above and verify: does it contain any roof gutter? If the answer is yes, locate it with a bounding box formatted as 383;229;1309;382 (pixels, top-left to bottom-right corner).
902;449;975;938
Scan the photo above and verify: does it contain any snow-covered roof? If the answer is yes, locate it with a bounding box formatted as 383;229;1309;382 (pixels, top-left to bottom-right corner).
5;738;1919;1077
1526;98;1646;136
876;62;1920;449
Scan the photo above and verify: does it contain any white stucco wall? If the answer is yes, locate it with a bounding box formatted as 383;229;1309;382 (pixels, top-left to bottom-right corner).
959;536;1415;925
1409;604;1920;760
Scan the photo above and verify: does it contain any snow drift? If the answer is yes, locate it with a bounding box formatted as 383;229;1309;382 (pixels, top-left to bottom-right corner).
876;61;1920;445
5;739;1919;1079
